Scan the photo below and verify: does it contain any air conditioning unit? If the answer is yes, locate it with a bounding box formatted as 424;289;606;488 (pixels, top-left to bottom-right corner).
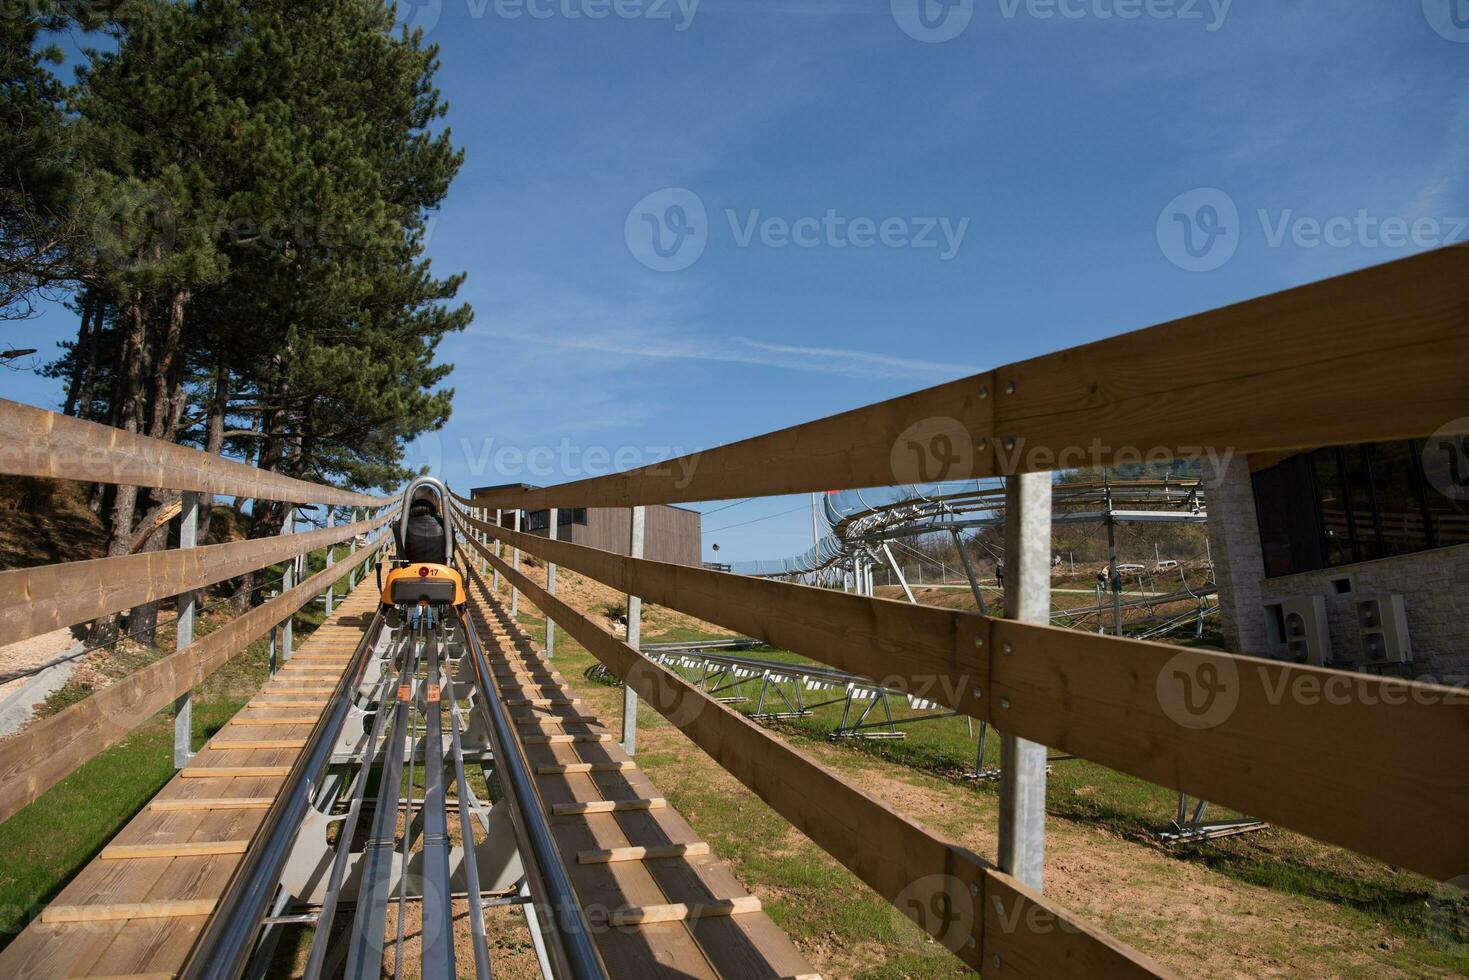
1356;594;1412;664
1263;596;1330;665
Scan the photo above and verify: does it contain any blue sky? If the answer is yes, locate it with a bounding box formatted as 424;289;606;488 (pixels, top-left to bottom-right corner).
4;0;1467;563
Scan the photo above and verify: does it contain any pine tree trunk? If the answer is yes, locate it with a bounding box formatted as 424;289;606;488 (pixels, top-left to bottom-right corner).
62;292;96;418
75;298;102;422
131;288;190;647
88;293;152;647
200;356;228;535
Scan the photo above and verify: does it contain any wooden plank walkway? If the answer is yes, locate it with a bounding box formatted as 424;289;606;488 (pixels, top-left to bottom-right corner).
464;577;819;980
0;579;381;980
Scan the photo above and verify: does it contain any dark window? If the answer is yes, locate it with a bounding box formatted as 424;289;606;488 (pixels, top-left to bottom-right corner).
1341;445;1380;561
1366;442;1431;556
1311;448;1354;566
1252;466;1295;577
1253;437;1465;577
526;508;587;533
1422;433;1469;548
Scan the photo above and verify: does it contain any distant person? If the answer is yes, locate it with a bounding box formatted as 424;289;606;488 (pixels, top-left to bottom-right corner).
995;563;1004;589
403;493;447;565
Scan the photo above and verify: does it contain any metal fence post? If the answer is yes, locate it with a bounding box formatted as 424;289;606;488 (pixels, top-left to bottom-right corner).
545;508;557;657
621;505;645;754
173;490;198;768
510;508;521;617
348;506;358;590
280;505;295;661
324;506;335;617
492;508;502;593
998;472;1051;891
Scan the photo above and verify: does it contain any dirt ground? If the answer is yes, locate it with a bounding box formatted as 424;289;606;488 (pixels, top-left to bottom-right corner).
0;628;78;705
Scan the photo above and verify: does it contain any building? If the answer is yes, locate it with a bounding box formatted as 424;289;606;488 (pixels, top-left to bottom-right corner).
1206;433;1469;684
469;484;702;567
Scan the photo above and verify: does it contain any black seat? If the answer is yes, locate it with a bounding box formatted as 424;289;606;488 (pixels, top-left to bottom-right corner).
403;510;448;565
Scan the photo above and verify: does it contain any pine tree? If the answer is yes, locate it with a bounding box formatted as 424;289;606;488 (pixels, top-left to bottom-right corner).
0;7;79;319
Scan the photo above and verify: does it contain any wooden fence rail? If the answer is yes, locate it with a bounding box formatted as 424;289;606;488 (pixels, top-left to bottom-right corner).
0;397;390;507
454;510;1469;883
456;527;1171;978
0;511;391;649
464;246;1469;511
0;535;387;823
0;401;398;825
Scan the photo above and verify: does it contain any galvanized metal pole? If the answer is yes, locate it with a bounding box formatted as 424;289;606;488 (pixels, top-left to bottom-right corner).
951;527;989;615
348;506;358;590
280;505;295;661
621;506;645;754
492;508;502;593
324;506;335;617
881;541;916;603
511;509;521;617
545;508;557;657
173;491;198;768
998;473;1051;892
810;492;823;588
1104;469;1124;635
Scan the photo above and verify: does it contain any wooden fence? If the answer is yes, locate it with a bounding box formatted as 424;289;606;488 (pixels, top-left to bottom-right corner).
0;245;1461;976
0;398;395;823
454;246;1469;976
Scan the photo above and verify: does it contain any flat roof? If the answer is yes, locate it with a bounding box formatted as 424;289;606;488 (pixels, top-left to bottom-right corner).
468;484;701;517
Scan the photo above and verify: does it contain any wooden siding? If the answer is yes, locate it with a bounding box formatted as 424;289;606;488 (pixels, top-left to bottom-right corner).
474;501;702;567
570;505;701;566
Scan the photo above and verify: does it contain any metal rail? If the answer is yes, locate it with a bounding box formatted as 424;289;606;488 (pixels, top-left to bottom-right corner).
444;628;495;979
420;629;455;979
461;563;609;980
301;624;405;980
177;608;387;980
345;626;420;980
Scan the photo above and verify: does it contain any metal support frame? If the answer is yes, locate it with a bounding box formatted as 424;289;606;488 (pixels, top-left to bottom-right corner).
881;541;916;603
1103;471;1124;635
545;507;557;657
622;505;645;755
173;490;198;768
1158;793;1269;843
178;609;387;980
951;527;989;615
998;473;1050;892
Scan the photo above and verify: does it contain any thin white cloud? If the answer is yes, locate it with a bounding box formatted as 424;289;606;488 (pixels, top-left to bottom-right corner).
469;325;971;381
1406;93;1469;222
734;337;972;376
